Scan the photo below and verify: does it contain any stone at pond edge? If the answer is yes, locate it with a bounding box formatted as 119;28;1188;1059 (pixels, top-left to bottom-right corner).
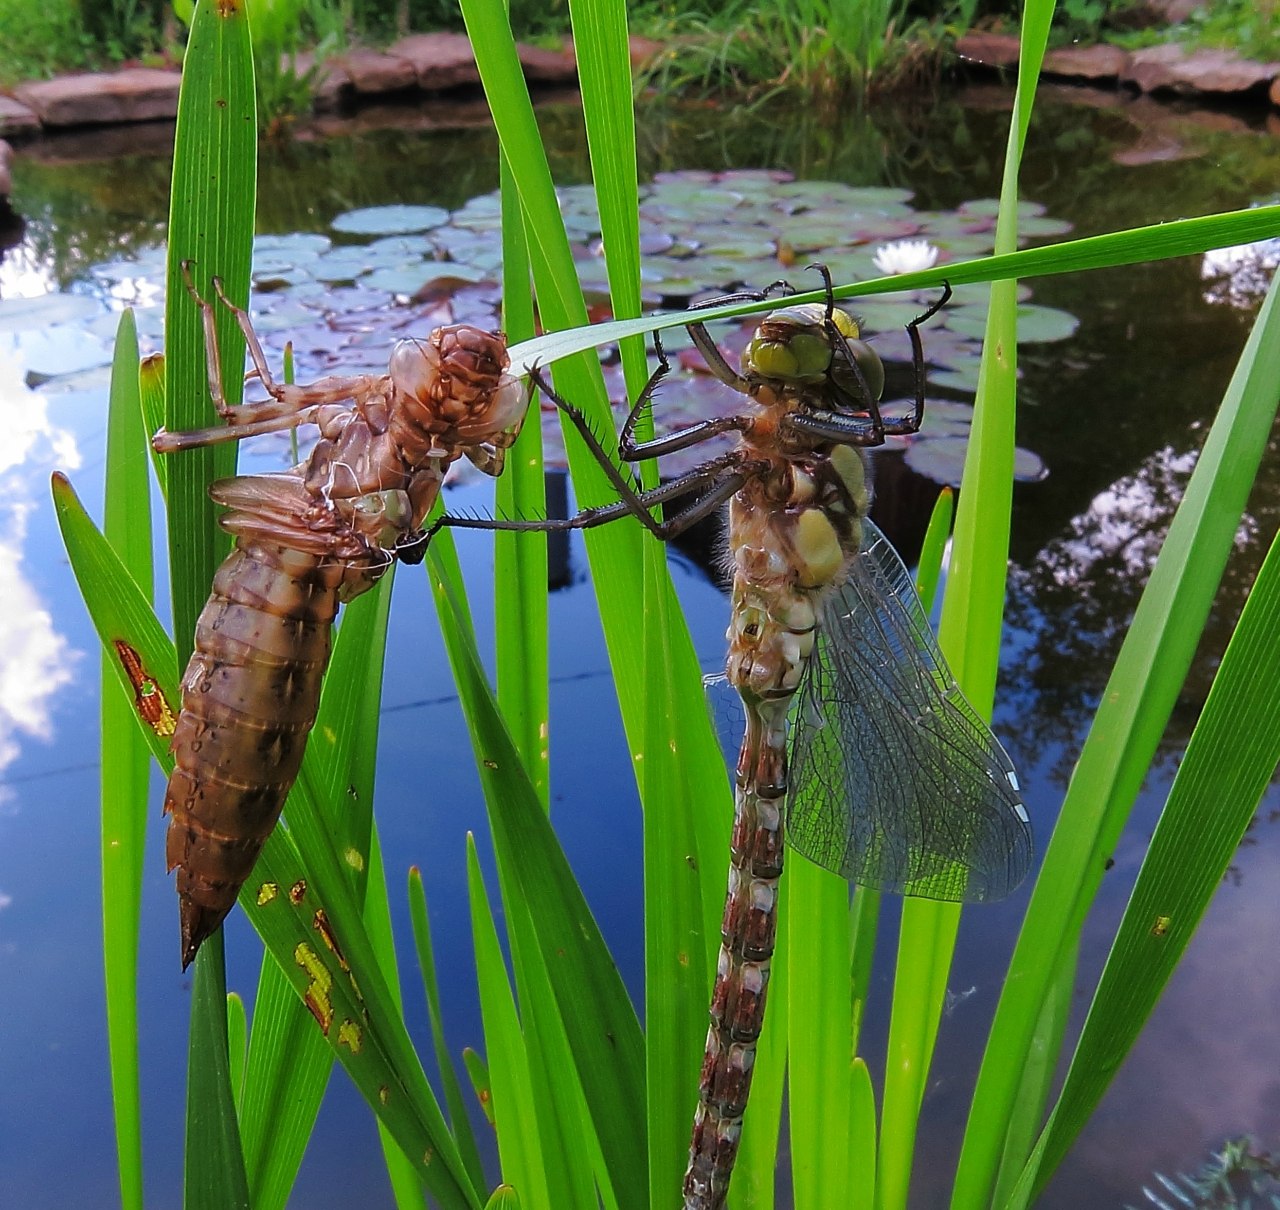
13;68;181;128
0;96;39;138
1043;44;1130;83
956;32;1280;105
954;33;1021;70
331;48;418;96
1123;45;1280;97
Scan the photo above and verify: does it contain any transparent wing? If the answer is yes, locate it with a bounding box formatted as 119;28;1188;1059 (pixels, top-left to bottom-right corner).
786;519;1031;902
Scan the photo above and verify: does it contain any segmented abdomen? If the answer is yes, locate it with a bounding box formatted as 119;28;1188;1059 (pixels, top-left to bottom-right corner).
164;538;375;968
684;448;868;1209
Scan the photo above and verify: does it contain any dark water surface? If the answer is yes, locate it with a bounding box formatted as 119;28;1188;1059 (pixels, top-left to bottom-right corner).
1;83;1278;1208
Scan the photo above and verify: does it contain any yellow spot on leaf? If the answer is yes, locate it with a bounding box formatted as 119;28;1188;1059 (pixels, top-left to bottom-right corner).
294;942;334;1033
378;1085;390;1105
337;1019;362;1052
344;846;365;872
1152;915;1172;937
257;882;279;906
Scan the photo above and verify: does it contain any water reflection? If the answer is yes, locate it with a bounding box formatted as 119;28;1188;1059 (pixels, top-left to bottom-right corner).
0;346;81;808
1202;233;1280;309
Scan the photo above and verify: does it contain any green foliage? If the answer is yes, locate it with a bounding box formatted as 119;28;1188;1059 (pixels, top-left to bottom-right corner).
631;0;929;99
0;0;101;84
1116;0;1280;61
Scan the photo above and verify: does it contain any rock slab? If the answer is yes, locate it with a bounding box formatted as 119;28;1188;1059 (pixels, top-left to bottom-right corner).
14;68;181;127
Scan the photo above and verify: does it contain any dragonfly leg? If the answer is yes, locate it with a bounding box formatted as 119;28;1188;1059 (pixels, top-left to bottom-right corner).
396;452;748;564
804;261;892;440
898;280;954;433
682;277;794;391
687;320;750;393
531;364;752;541
619;330;752;463
177;263;379;432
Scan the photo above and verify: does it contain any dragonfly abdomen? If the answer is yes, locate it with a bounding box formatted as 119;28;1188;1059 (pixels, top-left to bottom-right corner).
164;539;357;967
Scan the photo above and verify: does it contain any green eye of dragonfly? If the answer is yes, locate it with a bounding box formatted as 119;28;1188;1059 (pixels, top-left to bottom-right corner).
847;338;885;403
747;328;833;380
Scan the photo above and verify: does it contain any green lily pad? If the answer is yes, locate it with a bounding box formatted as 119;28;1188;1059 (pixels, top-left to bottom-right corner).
905;434;1045;486
254;232;332;256
331;204;451;235
0;292;103;331
1018;215;1075;239
946;303;1079;343
956;198;1048;219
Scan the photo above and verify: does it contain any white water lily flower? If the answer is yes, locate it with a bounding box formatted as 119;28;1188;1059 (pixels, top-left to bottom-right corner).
872;239;940;276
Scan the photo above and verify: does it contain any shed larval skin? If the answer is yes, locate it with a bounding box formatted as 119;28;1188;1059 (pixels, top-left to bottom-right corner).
154;273;526;967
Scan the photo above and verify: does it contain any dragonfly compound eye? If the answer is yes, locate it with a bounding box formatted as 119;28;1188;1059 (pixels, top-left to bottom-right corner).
745;327;834;382
844;338;885;404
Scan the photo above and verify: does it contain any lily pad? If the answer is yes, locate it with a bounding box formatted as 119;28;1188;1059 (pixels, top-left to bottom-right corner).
946;303;1079;343
254;232;332;256
0;292;103;331
905;434;1046;486
331;205;451;236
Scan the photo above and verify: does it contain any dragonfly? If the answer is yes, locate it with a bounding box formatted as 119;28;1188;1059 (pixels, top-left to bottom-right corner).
425;266;1033;1210
152;264;526;968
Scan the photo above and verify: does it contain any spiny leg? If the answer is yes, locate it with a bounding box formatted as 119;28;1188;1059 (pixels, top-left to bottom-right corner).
806;260;891;439
530;364;748;540
181;261;376;431
898;280;953;433
619;330;752;462
397;446;750;564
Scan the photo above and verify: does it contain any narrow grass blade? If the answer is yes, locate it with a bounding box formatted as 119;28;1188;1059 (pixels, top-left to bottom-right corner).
954;248;1280;1210
459;11;729;1209
227;992;247;1112
991;938;1076;1209
429;557;647;1208
99;310;150;1210
184;930;250;1210
164;0;256;657
408;869;486;1193
162;3;257;1198
463;1050;494;1126
239;957;332;1210
849;1057;878;1205
494;149;548;807
876;6;1053;1208
788;858;854;1209
507;905;605;1210
467;840;553;1210
139;353;167;498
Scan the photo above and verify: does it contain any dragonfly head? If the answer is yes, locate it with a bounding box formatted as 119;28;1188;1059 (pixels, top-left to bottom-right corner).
744;302;885;405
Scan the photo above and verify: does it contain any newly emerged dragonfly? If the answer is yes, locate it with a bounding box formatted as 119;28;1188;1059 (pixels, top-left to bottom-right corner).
426;268;1032;1210
153;265;526;968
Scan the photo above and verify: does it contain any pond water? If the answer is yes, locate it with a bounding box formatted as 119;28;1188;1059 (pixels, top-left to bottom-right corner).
2;81;1279;1208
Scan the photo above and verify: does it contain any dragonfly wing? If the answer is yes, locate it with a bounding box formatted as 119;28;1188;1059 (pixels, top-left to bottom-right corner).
704;672;743;770
786;519;1032;902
